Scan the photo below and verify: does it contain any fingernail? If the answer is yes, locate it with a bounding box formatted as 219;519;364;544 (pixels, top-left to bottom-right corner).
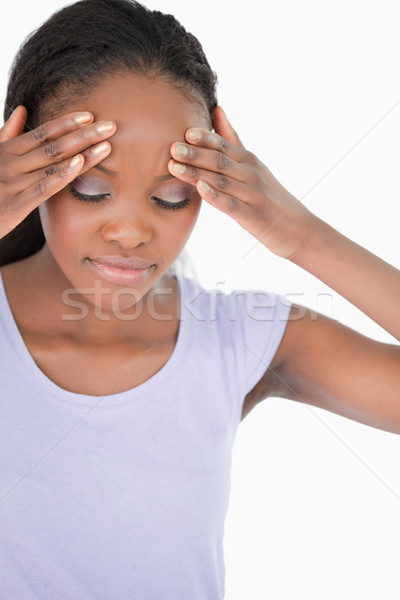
96;120;114;134
172;162;186;173
187;128;201;141
198;180;211;194
69;155;83;169
91;141;110;156
175;143;188;157
74;112;92;124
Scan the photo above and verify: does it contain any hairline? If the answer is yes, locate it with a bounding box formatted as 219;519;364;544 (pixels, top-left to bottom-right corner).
36;68;213;129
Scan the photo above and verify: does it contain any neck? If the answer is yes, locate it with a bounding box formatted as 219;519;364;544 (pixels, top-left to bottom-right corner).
17;245;178;346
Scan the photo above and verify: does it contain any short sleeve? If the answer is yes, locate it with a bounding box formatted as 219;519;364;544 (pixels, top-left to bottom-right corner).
227;288;292;399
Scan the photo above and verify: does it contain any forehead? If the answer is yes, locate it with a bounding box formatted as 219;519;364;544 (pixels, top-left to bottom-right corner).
61;73;211;173
69;73;209;138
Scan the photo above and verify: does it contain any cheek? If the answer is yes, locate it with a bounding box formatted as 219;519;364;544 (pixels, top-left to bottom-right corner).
156;198;201;250
175;197;201;238
39;195;90;244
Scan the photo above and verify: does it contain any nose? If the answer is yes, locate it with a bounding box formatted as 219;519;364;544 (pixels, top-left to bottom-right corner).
102;209;153;248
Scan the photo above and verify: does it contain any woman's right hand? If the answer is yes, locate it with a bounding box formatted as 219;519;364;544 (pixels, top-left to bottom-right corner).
0;105;116;240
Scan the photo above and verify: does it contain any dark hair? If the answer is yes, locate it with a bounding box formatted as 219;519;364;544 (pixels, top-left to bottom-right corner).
0;0;218;267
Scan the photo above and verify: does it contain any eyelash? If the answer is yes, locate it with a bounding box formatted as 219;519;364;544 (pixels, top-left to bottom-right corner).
68;185;191;211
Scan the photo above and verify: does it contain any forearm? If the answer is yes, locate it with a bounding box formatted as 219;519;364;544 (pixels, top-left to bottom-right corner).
291;215;400;342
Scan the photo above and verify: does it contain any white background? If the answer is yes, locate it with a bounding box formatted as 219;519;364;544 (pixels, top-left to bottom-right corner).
2;2;400;599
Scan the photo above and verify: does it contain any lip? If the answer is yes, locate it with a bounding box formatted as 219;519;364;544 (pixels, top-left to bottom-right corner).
90;256;155;269
88;257;154;285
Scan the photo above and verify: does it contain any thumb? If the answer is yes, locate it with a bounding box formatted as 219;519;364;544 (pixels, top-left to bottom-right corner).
212;105;245;148
0;105;28;143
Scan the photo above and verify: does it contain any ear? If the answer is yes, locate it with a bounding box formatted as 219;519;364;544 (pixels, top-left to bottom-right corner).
212;105;245;148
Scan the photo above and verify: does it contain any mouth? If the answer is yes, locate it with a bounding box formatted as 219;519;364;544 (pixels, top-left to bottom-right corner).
87;258;155;285
89;255;155;269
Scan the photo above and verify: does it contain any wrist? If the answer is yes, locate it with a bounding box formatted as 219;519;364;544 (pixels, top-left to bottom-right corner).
289;212;330;268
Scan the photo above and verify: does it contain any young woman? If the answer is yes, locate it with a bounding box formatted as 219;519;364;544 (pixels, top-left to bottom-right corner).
0;0;399;598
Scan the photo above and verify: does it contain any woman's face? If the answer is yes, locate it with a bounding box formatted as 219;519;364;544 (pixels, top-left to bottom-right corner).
38;73;210;311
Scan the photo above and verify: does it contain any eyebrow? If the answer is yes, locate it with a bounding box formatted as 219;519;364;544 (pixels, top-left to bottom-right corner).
93;164;175;182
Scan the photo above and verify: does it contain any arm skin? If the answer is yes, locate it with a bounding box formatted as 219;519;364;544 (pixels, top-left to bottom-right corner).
165;107;400;431
243;215;400;434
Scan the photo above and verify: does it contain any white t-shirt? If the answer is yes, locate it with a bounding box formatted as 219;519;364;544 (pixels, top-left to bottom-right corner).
0;269;291;599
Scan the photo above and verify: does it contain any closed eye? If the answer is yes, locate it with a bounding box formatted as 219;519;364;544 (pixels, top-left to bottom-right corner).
69;185;110;203
151;196;191;211
69;185;191;211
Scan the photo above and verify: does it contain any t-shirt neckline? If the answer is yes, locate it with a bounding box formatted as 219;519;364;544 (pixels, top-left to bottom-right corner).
0;268;187;407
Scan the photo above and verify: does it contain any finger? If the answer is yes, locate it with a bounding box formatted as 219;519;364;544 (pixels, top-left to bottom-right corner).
212;105;245;148
6;118;116;179
168;158;250;202
196;179;245;215
0;105;28;143
12;139;112;197
3;111;95;156
170;141;247;183
184;127;248;163
1;151;87;237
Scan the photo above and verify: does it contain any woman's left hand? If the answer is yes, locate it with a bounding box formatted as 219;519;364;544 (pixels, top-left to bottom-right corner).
168;105;317;261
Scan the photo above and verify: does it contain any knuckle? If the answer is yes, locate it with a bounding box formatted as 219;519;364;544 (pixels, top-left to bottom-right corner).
217;152;230;170
228;196;239;211
219;137;229;154
44;139;62;159
33;124;49;144
33;178;49;197
45;163;60;177
217;174;229;190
